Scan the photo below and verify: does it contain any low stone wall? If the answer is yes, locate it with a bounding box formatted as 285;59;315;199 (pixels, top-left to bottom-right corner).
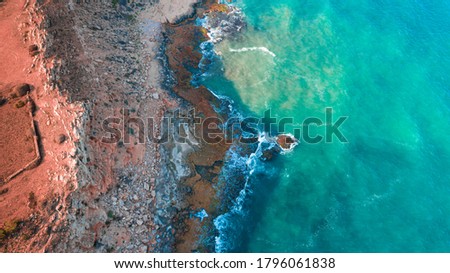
4;97;41;183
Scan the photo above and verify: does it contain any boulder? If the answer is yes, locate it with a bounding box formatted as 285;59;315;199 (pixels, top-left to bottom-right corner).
277;134;298;150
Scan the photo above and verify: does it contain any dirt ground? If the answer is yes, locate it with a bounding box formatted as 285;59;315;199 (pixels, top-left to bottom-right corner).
0;0;228;253
0;97;37;182
0;0;83;252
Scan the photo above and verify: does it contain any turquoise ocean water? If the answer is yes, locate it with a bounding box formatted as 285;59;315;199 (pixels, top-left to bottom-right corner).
199;0;450;252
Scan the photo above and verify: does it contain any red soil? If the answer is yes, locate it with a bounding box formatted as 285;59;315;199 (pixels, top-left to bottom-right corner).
0;0;82;251
0;99;37;182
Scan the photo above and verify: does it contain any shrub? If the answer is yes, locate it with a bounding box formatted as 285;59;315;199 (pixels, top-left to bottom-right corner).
28;192;37;209
0;96;6;106
107;210;115;219
13;83;32;97
28;45;39;52
3;221;17;234
0;188;8;196
15;100;26;108
28;45;39;56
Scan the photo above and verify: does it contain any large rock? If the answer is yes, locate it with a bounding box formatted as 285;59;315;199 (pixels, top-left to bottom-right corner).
28;45;39;56
277;134;298;150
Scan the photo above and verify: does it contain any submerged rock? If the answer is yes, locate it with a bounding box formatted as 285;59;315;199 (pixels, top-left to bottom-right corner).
260;144;282;161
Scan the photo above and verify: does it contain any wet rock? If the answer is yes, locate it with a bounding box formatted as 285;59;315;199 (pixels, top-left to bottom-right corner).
277;134;298;150
15;100;26;108
261;145;282;161
194;161;222;183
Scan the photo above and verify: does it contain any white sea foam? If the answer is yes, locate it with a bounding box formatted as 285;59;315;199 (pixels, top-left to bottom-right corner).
195;2;283;253
193;209;209;222
214;132;275;252
229;47;277;57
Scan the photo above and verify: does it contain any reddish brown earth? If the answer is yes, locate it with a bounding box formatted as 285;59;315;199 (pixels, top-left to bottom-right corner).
0;96;37;182
0;0;83;251
0;2;38;184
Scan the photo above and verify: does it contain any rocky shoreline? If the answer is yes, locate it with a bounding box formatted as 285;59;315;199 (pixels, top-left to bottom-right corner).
160;0;242;252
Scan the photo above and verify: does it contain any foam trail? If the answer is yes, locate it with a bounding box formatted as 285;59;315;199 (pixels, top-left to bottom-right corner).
229;47;276;57
214;133;275;252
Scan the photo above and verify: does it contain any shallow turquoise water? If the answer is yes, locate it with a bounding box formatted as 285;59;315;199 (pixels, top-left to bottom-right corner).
203;0;450;252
